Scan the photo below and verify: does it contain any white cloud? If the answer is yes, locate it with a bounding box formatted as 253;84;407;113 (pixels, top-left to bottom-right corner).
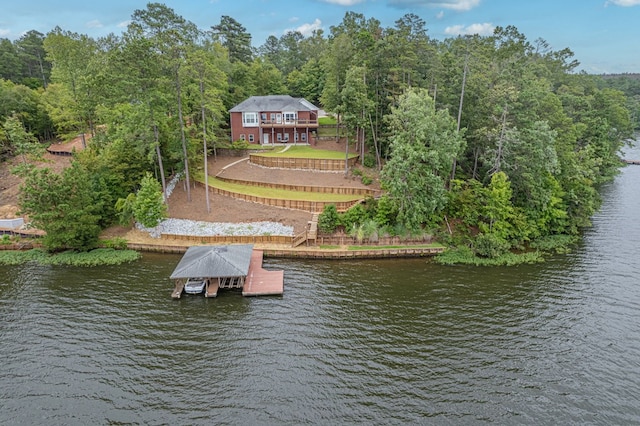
320;0;365;5
0;29;10;37
436;11;445;19
289;16;300;23
606;0;640;5
286;18;323;37
117;20;131;28
389;0;481;11
445;22;494;36
86;20;103;29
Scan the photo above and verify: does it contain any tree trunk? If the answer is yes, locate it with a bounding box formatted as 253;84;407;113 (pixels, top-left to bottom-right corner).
200;80;210;214
153;123;168;207
175;69;191;202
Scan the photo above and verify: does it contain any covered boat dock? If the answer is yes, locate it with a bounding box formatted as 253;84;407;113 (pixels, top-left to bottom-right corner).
170;244;283;298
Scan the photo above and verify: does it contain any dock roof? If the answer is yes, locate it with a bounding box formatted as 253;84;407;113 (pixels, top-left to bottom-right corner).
170;245;254;280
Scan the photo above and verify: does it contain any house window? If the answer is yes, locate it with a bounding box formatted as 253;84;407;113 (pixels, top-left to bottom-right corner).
277;133;282;141
239;134;246;141
284;133;290;142
301;132;307;142
294;132;298;141
261;113;267;122
276;113;282;124
270;113;276;122
242;112;258;127
248;134;254;142
284;112;297;124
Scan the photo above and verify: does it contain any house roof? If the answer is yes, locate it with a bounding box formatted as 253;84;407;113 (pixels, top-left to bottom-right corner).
229;95;319;113
169;244;254;279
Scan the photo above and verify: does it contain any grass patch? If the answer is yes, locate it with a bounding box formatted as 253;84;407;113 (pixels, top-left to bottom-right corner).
200;175;363;202
348;243;445;251
319;245;340;249
319;116;337;125
252;145;357;159
0;248;141;266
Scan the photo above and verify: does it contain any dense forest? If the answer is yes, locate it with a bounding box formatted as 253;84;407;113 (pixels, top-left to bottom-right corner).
0;3;636;260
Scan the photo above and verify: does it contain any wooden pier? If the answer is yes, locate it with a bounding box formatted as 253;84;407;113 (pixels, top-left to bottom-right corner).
623;159;640;165
242;250;284;296
171;281;185;299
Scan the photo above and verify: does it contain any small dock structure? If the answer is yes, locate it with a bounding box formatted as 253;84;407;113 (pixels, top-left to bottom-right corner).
170;244;283;298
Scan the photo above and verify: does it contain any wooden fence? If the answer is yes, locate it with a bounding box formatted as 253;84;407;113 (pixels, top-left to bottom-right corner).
315;235;436;246
249;154;359;171
215;176;375;196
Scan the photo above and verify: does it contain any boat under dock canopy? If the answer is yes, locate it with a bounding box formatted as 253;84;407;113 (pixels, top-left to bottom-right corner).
169;245;283;298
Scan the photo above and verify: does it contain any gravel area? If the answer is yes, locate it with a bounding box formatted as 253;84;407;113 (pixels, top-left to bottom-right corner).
136;218;294;239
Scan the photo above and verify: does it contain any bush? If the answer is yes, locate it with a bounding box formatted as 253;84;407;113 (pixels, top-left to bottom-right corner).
374;195;399;227
361;175;373;185
101;237;128;250
318;204;340;234
363;153;376;168
340;204;368;230
473;233;511;258
1;234;11;245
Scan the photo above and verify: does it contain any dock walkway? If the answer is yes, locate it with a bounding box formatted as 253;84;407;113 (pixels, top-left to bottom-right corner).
242;250;284;296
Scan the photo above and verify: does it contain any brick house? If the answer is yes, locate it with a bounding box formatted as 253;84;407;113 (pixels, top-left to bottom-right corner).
229;95;320;145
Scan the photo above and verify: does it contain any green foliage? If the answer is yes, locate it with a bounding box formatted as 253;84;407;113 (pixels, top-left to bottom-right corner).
133;172;167;228
100;237;129;250
318;204;340;234
381;88;465;231
529;234;579;254
349;219;380;243
436;245;544;266
363;153;376;168
374;195;399;228
319;116;337;125
340;203;368;230
115;193;137;226
473;233;511;258
361;175;373;185
0;248;140;266
19;161;102;252
1;234;12;245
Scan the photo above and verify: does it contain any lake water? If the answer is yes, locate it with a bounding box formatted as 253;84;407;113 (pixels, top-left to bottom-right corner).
1;141;639;425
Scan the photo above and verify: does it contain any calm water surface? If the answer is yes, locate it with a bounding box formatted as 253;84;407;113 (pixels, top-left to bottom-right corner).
1;142;640;425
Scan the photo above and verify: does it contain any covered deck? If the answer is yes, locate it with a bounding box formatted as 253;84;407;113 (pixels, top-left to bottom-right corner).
170;244;283;298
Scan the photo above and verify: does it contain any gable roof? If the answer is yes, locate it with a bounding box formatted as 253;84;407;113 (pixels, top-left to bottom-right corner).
229;95;319;113
169;244;254;279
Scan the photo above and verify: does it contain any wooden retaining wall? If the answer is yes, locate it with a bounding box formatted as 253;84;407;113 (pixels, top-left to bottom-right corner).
263;247;444;259
124;243;444;258
206;184;361;213
215;176;375;196
161;233;293;245
249;154;359;171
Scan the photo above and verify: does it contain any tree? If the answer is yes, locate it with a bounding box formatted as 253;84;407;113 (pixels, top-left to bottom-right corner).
381;88;465;231
133;172;167;228
19;162;102;252
340;66;372;172
15;30;51;88
212;15;253;64
2;113;43;165
130;2;201;202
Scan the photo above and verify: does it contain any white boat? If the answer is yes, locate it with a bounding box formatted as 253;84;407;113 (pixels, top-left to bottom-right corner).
184;278;207;294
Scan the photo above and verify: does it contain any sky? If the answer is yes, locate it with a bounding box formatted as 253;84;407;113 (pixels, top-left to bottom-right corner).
1;0;639;74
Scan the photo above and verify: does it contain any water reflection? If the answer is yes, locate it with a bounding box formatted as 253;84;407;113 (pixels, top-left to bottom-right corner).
1;143;640;424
